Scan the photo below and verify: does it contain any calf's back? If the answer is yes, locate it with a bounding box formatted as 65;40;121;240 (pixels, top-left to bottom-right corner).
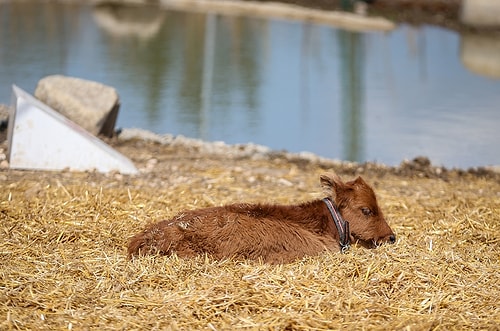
128;201;337;264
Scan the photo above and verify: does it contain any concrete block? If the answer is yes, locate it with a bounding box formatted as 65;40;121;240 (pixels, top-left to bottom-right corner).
7;85;138;174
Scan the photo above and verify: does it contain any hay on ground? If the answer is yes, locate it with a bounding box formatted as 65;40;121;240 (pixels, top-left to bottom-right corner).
1;141;499;330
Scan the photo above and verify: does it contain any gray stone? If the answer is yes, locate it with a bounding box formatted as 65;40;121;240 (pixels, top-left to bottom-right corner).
0;104;11;143
0;104;9;122
35;75;120;137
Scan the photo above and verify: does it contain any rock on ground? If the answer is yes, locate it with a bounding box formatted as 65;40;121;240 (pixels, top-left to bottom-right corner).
35;75;120;137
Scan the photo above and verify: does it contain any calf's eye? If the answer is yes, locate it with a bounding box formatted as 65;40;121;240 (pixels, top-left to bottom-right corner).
361;207;372;216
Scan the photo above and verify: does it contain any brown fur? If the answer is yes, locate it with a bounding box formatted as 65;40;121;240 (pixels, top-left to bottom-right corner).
128;173;395;264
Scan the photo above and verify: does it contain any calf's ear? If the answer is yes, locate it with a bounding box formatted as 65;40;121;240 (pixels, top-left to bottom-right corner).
320;173;344;196
354;176;367;186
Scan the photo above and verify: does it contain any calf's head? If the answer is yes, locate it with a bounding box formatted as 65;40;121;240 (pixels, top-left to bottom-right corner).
320;173;395;248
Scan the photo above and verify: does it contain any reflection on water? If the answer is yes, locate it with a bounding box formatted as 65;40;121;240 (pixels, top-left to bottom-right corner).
93;3;165;39
1;1;499;168
461;31;500;79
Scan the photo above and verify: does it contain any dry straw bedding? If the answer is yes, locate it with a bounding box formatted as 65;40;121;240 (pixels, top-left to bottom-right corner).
1;142;499;330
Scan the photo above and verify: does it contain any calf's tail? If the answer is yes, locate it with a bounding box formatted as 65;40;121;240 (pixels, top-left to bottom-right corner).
127;231;148;258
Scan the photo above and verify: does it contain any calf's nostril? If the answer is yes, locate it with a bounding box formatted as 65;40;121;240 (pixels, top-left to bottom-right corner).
389;234;396;244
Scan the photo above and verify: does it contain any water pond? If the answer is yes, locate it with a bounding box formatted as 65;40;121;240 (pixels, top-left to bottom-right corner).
1;1;499;168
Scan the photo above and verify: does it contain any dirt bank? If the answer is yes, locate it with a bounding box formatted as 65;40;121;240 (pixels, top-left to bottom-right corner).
1;128;499;188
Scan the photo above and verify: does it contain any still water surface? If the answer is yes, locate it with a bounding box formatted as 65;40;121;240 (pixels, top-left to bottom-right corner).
1;2;499;168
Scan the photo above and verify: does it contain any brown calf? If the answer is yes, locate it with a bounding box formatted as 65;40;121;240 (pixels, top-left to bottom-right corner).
128;173;395;264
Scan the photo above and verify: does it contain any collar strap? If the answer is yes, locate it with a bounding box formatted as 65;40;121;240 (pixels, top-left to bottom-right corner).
322;198;350;253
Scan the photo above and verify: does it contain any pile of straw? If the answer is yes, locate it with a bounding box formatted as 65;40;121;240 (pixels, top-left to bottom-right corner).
1;146;499;330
